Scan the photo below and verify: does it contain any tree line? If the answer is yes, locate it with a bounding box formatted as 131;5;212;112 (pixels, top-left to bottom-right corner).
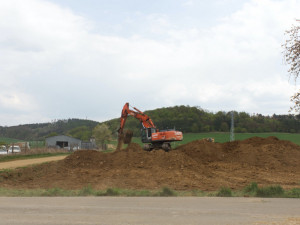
0;119;99;141
104;105;300;137
1;106;299;141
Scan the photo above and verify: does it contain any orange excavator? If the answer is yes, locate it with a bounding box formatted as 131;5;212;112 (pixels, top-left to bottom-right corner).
118;103;183;151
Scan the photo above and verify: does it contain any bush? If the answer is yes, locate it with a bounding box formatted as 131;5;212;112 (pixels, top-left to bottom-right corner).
78;184;94;196
217;187;232;197
244;182;258;194
286;188;300;198
159;187;176;196
256;185;284;197
102;188;121;196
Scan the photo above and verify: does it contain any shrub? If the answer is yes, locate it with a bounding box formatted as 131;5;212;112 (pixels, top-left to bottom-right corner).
244;182;258;194
217;187;232;197
256;185;284;197
103;188;121;196
78;184;94;196
159;187;176;196
286;188;300;198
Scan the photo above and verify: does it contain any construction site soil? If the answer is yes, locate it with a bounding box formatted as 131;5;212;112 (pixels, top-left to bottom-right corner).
1;137;300;191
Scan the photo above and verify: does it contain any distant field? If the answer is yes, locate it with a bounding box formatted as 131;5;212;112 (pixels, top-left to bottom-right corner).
1;132;300;150
0;137;22;144
130;132;300;147
0;138;45;148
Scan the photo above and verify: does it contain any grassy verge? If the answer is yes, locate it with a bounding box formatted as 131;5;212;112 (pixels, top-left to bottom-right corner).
0;152;70;163
0;183;299;197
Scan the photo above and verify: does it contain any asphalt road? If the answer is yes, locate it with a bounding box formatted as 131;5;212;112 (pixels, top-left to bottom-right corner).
0;197;299;225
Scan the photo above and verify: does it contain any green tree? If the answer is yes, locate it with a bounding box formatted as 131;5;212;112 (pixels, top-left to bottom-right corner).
68;126;91;141
93;124;112;148
220;122;229;132
283;21;300;112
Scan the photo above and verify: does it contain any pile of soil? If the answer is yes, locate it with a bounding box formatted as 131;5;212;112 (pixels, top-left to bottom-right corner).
1;136;300;191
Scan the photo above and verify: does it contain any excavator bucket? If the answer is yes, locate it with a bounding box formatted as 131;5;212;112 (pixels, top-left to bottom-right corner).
116;133;124;151
123;130;133;144
116;130;133;151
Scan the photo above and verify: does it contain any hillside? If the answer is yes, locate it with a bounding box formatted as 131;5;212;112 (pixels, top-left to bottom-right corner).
1;105;300;141
0;119;99;141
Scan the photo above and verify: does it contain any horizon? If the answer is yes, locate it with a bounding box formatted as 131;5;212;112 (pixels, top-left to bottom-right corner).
1;104;299;127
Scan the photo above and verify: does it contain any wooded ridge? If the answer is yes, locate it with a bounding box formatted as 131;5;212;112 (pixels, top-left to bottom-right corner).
1;106;299;141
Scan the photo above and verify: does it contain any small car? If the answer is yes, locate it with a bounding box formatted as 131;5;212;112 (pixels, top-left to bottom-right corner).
0;145;7;155
8;146;21;154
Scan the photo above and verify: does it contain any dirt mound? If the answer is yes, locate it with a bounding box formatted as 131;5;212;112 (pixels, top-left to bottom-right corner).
1;137;300;191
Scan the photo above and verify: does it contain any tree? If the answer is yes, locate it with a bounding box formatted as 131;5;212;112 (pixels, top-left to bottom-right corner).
68;126;91;141
283;21;300;112
93;124;112;149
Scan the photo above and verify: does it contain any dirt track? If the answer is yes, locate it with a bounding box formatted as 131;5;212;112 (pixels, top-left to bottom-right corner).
0;137;300;191
0;156;67;170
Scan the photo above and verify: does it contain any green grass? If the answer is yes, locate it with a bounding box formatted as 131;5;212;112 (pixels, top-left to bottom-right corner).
217;187;232;197
0;187;173;197
0;152;70;163
0;138;46;148
0;183;299;197
242;182;300;198
243;182;259;195
256;185;285;197
0;137;23;145
127;132;300;147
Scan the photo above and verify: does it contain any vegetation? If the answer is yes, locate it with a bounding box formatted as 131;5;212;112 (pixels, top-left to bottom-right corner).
127;132;300;147
93;124;112;148
1;106;300;143
283;20;300;113
0;183;299;197
217;187;232;197
105;106;300;137
0;118;98;141
256;185;284;198
0;137;22;144
67;126;92;141
243;182;258;195
158;187;176;197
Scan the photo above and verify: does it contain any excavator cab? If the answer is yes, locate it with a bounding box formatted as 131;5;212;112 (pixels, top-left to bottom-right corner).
141;128;156;143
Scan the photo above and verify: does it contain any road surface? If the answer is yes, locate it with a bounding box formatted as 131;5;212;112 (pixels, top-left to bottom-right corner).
0;197;299;225
0;155;66;170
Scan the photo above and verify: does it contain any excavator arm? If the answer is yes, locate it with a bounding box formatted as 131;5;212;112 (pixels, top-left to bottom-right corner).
118;103;156;136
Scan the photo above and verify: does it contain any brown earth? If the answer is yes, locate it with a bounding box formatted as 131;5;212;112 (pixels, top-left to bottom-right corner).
0;136;300;191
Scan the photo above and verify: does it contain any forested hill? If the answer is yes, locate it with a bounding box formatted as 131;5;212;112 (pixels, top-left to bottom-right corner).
104;105;300;136
1;106;300;141
0;119;99;141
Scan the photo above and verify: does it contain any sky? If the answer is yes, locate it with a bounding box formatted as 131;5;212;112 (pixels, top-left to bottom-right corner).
0;0;299;126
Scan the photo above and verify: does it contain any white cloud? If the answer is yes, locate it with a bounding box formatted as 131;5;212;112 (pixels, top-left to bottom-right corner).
0;0;299;126
0;91;37;111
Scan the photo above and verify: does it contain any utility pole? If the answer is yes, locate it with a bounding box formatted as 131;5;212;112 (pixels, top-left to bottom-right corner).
230;111;235;142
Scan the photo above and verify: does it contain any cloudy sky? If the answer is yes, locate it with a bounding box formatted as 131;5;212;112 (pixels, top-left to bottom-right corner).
0;0;299;126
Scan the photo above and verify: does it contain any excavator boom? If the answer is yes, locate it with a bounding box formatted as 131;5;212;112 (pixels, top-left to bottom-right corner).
119;103;156;135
